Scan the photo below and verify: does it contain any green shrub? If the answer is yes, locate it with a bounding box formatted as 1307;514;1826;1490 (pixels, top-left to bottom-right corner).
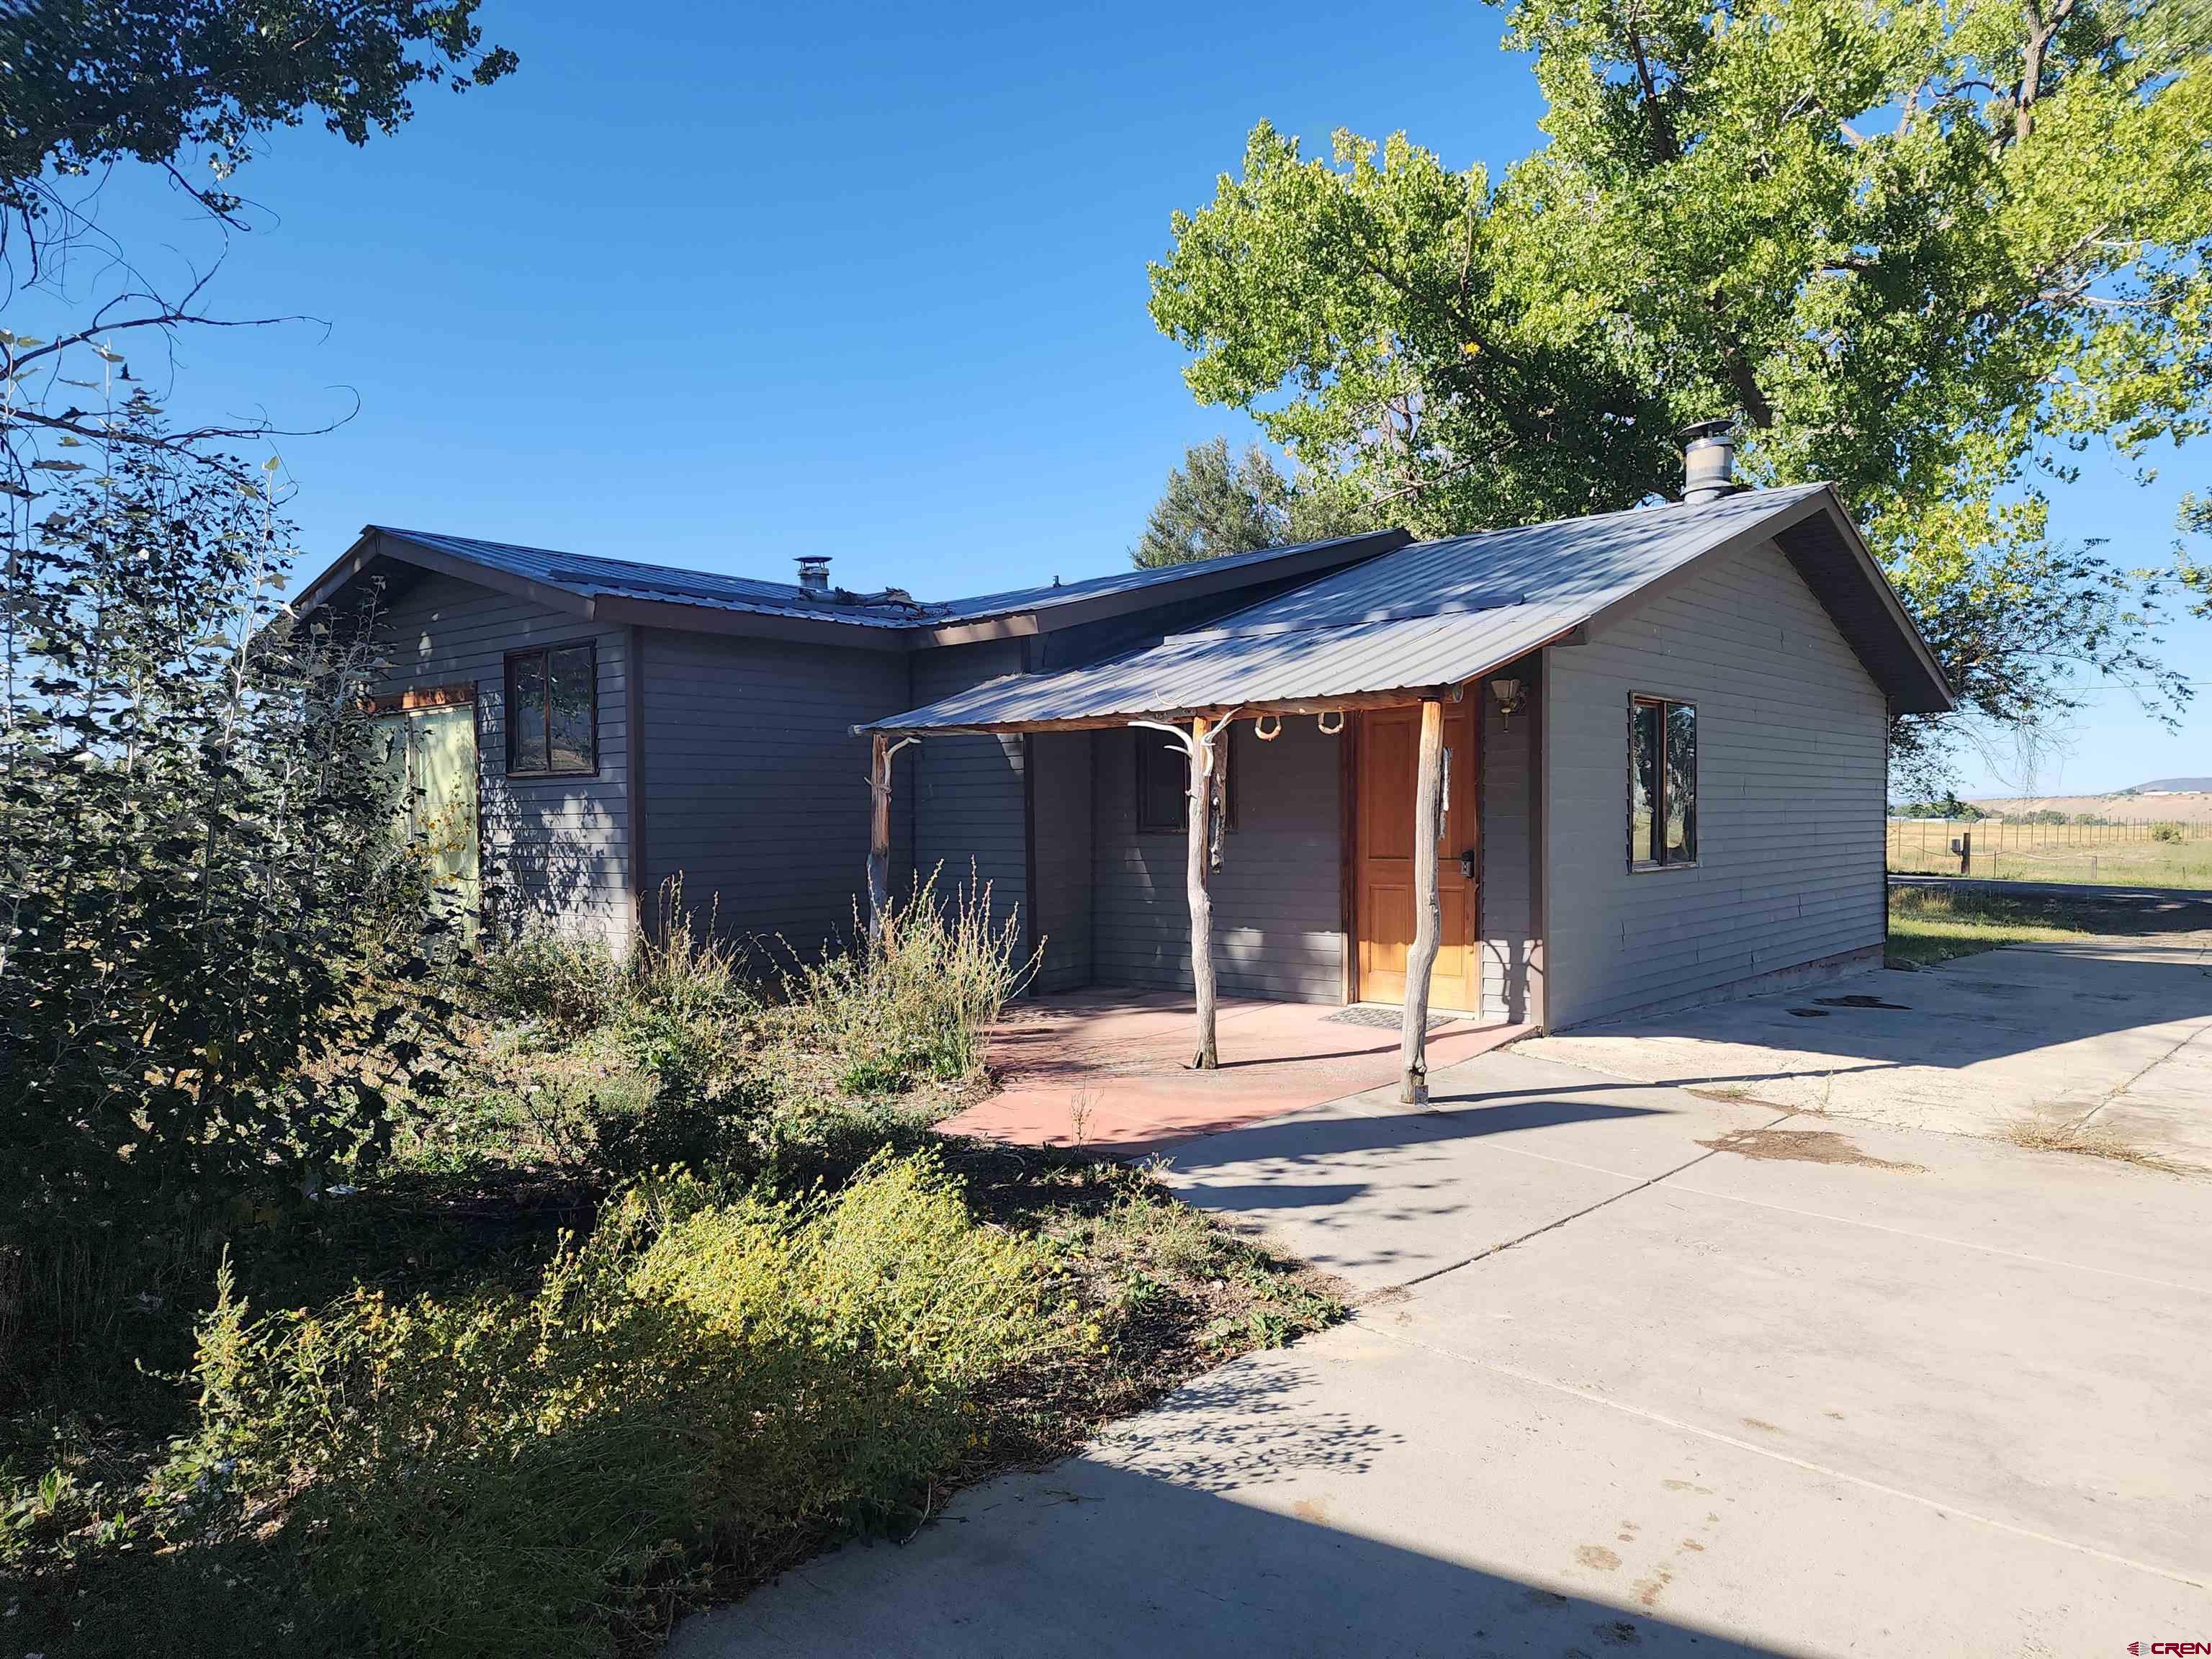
475;932;629;1036
2152;822;2185;843
792;868;1038;1100
153;1151;1062;1656
1;415;451;1264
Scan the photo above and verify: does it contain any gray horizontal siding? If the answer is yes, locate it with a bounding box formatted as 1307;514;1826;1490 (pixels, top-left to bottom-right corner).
638;628;912;963
1030;732;1093;992
910;640;1028;945
1543;535;1888;1028
1092;717;1343;1004
369;569;633;954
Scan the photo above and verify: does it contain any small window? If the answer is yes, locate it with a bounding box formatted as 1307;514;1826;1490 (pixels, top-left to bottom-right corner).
1134;726;1233;835
1629;696;1696;868
506;642;598;777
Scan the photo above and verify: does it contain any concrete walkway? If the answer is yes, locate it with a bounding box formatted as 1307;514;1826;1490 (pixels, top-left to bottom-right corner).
671;1049;2212;1658
1525;930;2212;1168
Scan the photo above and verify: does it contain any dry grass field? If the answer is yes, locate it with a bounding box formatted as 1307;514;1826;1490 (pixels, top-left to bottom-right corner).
1967;789;2212;824
1888;814;2212;889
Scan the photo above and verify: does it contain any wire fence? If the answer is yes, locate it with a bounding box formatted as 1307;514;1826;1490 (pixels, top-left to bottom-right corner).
1886;816;2212;890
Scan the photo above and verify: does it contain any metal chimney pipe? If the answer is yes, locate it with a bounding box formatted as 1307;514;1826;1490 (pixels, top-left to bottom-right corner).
1678;419;1742;503
795;555;831;594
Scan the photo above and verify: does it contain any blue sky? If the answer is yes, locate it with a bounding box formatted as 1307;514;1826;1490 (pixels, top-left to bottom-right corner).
33;0;2209;795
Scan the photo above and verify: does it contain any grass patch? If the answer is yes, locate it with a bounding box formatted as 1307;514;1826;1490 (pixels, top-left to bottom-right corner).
1884;884;2212;968
4;879;1339;1657
1999;1116;2202;1176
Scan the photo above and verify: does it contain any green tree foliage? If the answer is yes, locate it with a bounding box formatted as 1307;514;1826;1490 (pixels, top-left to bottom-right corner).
0;399;446;1228
1;0;516;242
1131;436;1380;567
0;1;519;500
1148;0;2211;773
2179;487;2211;616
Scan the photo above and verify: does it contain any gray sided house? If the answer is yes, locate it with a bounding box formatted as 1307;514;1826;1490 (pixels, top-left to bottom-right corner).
300;475;1948;1033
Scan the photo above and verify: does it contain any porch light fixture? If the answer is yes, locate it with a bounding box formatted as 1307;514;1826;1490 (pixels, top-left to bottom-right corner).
1490;677;1529;725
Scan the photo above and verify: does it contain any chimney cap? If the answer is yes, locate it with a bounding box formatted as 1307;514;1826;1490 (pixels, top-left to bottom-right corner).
795;554;831;594
1676;418;1742;503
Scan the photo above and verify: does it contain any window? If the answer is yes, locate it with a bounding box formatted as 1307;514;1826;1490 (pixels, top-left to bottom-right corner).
505;642;597;776
1134;726;1233;835
1629;695;1696;868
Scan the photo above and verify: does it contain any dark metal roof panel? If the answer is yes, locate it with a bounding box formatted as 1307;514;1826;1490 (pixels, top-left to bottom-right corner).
359;526;1397;632
923;531;1400;623
369;527;925;626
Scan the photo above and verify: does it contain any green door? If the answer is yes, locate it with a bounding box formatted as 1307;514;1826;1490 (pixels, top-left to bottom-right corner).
372;703;481;938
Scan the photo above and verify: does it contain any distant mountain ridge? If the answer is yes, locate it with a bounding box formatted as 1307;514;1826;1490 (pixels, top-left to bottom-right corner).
2125;777;2212;793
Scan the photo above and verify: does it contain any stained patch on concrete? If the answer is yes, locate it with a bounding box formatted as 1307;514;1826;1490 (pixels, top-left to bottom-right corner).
1698;1126;1924;1172
1741;1416;1781;1434
1292;1498;1328;1524
1576;1545;1622;1571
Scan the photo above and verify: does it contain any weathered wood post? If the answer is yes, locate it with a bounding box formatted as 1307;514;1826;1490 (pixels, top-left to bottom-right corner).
1400;697;1446;1105
1187;714;1219;1069
866;732;894;947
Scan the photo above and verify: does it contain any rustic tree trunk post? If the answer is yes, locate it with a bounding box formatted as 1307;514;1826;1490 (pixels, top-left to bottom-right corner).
866;731;893;948
1400;697;1445;1105
1187;714;1218;1069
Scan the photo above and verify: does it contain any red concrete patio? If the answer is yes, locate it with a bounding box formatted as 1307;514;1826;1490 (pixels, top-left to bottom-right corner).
938;991;1531;1152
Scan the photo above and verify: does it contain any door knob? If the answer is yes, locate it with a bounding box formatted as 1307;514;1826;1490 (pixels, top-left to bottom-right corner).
1459;850;1476;879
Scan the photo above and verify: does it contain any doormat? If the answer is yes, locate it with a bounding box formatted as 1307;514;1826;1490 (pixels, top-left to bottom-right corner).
1326;1006;1454;1032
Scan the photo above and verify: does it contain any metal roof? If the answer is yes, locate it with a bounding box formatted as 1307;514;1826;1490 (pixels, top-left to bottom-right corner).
367;526;928;627
863;484;1953;731
343;525;1396;631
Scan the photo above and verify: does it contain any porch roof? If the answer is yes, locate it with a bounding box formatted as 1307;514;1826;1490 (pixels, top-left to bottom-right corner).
859;483;1954;734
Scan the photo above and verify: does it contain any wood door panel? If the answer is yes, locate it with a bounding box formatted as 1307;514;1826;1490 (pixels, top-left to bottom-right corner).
1353;703;1479;1011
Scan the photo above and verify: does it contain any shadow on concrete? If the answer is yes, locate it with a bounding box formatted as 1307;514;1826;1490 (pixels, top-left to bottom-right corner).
675;1410;1789;1656
1555;939;2212;1088
1146;1090;1671;1167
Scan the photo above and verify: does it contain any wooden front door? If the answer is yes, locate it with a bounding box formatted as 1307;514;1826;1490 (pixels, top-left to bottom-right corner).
1354;703;1479;1010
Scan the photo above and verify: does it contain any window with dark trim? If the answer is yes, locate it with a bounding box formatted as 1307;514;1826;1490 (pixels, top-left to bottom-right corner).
1629;695;1696;868
1133;726;1234;835
505;642;598;777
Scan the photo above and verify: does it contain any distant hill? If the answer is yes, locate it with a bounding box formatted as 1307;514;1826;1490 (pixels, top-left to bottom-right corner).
1964;786;2212;824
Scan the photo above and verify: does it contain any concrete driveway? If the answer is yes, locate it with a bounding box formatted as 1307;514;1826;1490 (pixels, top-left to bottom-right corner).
671;1049;2212;1658
1523;925;2212;1169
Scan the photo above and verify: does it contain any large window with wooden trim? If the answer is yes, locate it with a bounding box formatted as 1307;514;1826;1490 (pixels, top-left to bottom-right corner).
505;642;598;777
1628;694;1696;869
1133;726;1234;835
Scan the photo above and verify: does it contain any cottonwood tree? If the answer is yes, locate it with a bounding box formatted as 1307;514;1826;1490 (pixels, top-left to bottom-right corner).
0;0;517;497
1132;437;1380;566
1148;0;2211;779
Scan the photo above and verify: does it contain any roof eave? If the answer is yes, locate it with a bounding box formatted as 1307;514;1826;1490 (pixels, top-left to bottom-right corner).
1804;484;1956;714
295;527;597;621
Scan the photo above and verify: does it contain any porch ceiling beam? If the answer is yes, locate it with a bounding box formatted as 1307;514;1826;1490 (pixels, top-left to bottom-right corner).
855;683;1471;741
